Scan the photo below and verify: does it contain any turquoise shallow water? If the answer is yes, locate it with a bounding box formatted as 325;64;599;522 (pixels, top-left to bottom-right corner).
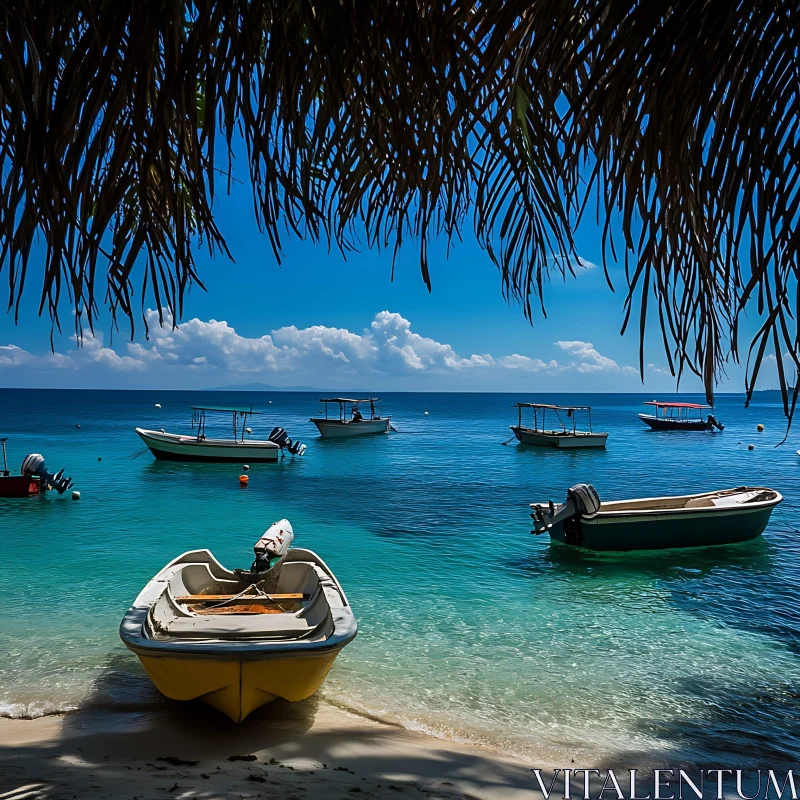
1;389;799;766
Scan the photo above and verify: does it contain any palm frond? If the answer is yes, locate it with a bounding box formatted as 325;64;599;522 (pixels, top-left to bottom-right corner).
1;1;799;420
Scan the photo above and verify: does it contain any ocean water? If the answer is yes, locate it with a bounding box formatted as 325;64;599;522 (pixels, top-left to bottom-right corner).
1;389;799;767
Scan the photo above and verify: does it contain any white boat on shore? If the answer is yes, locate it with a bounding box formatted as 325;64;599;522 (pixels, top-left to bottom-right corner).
120;520;357;722
310;398;391;438
510;403;608;449
136;405;305;463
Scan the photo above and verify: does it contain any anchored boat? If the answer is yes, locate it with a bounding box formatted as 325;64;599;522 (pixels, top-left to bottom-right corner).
0;438;73;498
530;484;782;551
136;405;305;462
120;520;356;722
510;403;608;449
310;398;390;438
638;400;724;431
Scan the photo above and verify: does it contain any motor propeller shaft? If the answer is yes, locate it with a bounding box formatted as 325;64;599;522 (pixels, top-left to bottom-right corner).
20;453;73;494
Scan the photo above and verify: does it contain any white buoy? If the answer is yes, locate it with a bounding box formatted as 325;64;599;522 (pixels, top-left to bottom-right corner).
424;411;429;415
748;443;755;450
72;491;80;501
243;464;250;471
155;403;162;409
269;401;273;404
246;427;252;434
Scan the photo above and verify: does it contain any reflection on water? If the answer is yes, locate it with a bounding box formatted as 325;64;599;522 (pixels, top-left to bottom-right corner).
1;389;799;767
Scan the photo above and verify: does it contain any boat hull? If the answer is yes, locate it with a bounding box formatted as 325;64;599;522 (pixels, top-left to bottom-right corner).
511;426;608;449
310;418;390;438
550;503;778;551
136;428;280;462
0;475;41;498
638;414;714;431
135;650;341;723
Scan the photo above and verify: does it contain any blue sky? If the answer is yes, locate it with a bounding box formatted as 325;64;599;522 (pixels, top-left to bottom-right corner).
0;152;781;393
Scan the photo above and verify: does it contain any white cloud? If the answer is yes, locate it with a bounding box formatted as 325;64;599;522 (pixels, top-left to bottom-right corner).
497;354;556;371
1;311;638;386
0;332;144;372
548;254;597;274
0;344;32;367
77;331;146;372
370;311;493;371
555;340;637;374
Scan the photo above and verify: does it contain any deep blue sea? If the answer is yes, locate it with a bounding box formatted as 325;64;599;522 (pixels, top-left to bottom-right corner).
1;389;799;767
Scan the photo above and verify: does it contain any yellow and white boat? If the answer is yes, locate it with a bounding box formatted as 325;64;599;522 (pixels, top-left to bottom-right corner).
119;520;356;722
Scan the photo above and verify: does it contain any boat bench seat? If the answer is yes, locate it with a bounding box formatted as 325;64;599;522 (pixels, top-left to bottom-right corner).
157;612;326;639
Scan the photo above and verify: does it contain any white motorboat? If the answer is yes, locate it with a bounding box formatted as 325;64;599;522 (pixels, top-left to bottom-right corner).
136;405;305;462
310;398;391;438
510;403;608;449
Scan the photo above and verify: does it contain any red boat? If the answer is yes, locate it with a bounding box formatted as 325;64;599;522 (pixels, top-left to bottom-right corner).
0;438;71;498
638;401;724;431
0;439;41;497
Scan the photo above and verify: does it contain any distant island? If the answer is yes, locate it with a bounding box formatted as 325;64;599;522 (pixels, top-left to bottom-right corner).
209;382;321;391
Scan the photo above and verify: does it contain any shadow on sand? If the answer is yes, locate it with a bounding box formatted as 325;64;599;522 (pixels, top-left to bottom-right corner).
0;658;537;799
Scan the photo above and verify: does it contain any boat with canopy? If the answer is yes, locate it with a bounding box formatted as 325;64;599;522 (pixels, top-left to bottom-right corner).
638;401;724;431
310;398;390;438
530;484;781;550
120;519;356;722
136;405;305;462
510;403;608;448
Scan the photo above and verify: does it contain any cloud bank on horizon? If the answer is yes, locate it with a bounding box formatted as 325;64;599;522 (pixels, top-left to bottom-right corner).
0;309;646;390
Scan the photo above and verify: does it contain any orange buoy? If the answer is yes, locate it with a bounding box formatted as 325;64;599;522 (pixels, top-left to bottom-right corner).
239;474;249;486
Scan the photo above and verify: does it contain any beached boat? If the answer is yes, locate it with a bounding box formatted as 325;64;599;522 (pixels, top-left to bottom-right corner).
0;439;72;498
120;520;356;722
530;484;782;551
310;398;390;438
136;405;305;462
510;403;608;449
638;400;724;431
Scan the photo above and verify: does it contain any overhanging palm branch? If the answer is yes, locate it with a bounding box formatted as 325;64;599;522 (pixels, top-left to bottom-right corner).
1;2;798;419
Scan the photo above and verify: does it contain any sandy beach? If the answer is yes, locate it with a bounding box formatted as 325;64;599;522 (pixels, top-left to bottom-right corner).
0;698;539;799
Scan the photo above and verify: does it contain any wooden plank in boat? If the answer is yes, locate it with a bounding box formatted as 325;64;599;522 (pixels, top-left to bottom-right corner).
175;593;307;603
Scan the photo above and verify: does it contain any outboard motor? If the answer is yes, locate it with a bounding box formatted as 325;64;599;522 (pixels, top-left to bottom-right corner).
246;519;295;591
268;427;306;457
20;453;73;495
708;414;725;431
531;483;601;534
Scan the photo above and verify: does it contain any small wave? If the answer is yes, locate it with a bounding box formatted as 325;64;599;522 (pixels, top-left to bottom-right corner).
0;700;79;720
319;691;568;764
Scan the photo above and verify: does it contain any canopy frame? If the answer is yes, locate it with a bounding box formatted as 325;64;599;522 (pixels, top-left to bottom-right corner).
190;405;259;442
318;398;380;422
514;403;594;434
643;401;711;421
